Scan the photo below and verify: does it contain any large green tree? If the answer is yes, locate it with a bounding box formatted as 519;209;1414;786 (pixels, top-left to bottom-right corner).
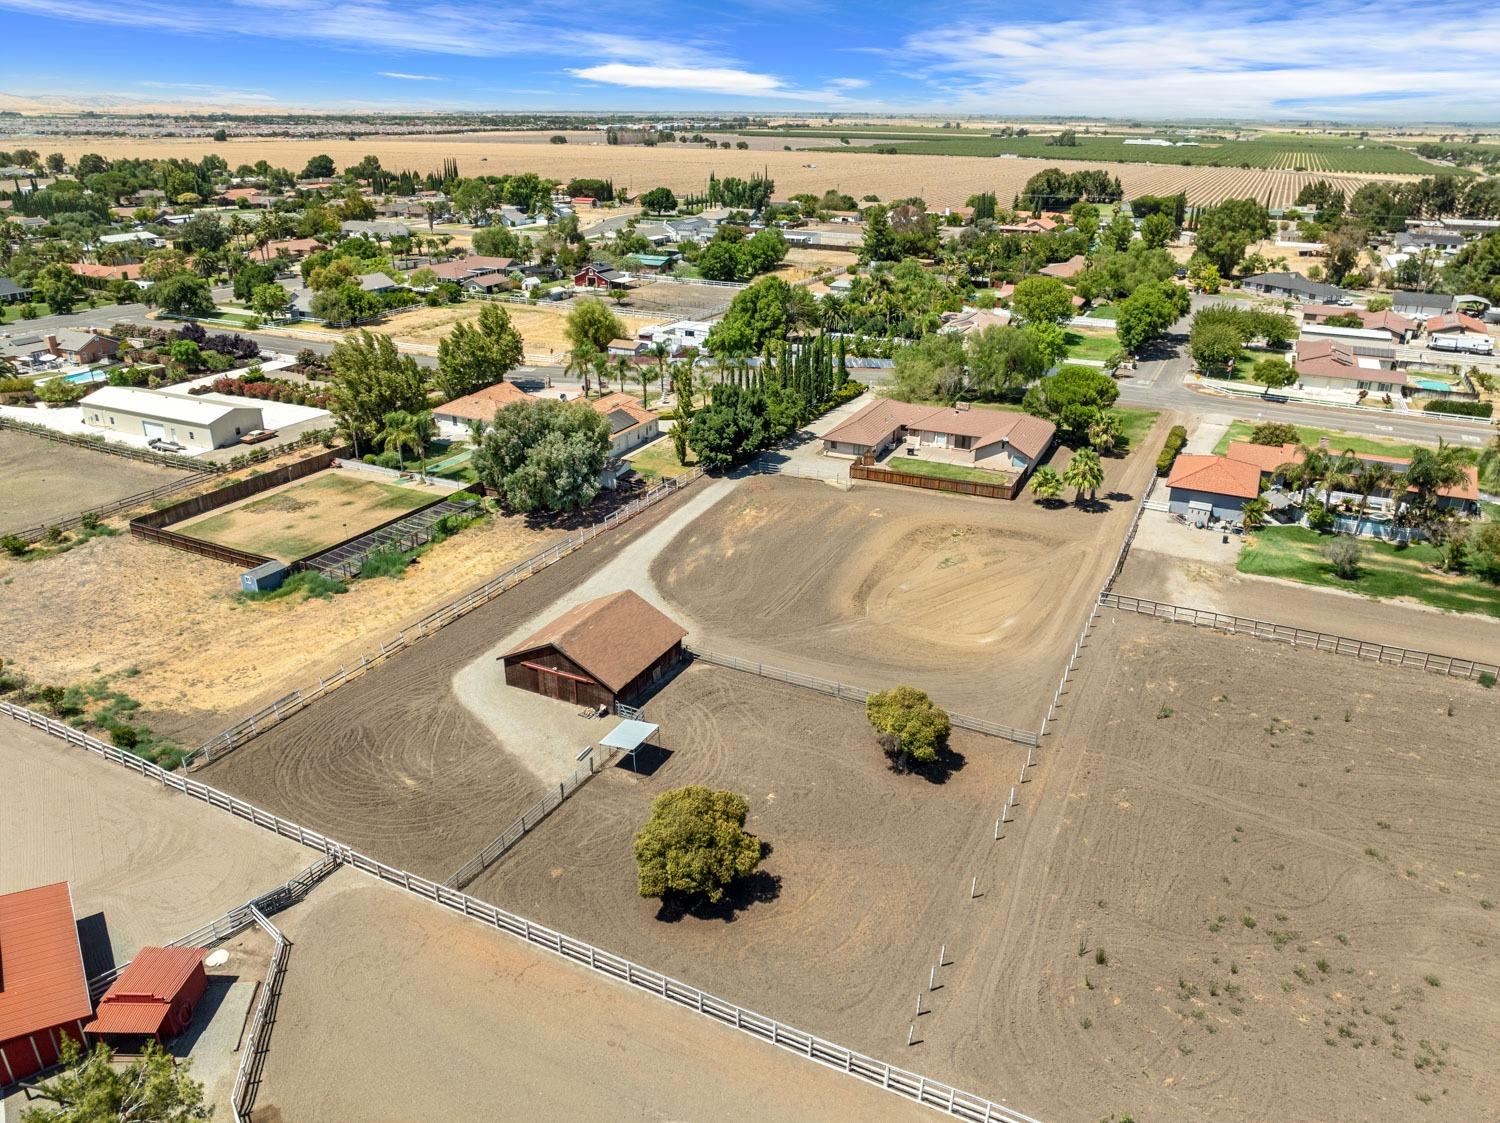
1022;364;1120;442
865;685;950;769
329;329;431;454
144;272;215;317
1194;197;1271;275
565;297;625;354
32;263;85;315
435;302;525;401
471;398;610;513
1010;275;1074;325
21;1037;210;1123
1114;280;1189;352
633;786;763;904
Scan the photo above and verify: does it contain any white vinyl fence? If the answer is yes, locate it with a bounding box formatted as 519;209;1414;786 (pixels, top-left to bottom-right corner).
1;701;1042;1123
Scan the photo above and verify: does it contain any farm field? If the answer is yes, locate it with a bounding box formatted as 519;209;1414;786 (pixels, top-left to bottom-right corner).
1111;539;1500;665
372;300;659;360
0;427;194;533
1238;525;1500;619
37;134;1427;210
0;718;309;972
195;486;698;874
257;870;929;1122
648;447;1162;728
616;279;738;318
176;470;446;562
467;664;1025;1078
948;610;1500;1122
0;497;569;743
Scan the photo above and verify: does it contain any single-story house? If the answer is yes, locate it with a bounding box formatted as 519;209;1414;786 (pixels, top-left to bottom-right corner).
995;217;1057;234
216;186;261;205
0;276;31;304
81;385;263;450
1424;312;1489;336
502;589;686;710
433;381;531;428
99;231;167;251
606;338;648;358
459;274;512;294
431;255;513;282
340;220;409;240
9;216;47;230
1038;254;1087;280
69;262;144;284
1293;341;1406;394
6;330;121;365
1165;454;1263;522
1390;291;1454;318
497;206;535;228
939;307;1014;336
574;262;627;290
1400;229;1467;252
1239;272;1346;303
357;272;400;293
0;883;92;1088
84;947;208;1043
261;237;322;261
821;399;1056;476
1300;305;1417;342
590;392;659;456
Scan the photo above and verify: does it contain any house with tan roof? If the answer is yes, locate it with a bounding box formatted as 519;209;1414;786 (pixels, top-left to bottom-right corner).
1424;312;1489;336
590;391;659;457
820;398;1056;478
433;381;532;429
1038;254;1087;280
1293;339;1405;394
1300;304;1418;342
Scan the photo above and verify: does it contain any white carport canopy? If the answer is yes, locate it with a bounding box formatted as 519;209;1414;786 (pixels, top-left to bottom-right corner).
600;719;659;753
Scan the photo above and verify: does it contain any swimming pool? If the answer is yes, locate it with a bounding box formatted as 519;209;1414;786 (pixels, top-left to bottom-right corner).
63;370;107;385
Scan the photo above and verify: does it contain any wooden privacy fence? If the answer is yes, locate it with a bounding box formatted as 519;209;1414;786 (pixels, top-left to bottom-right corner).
187;468;706;766
851;461;1020;500
2;702;1042;1123
1100;593;1500;682
444;750;611;890
685;644;1041;748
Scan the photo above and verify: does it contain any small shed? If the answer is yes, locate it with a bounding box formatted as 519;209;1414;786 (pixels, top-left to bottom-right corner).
502;591;686;709
84;947;208;1042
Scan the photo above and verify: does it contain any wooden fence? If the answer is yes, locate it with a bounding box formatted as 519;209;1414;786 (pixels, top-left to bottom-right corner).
851;461;1020;500
186;468;706;766
4;473;206;544
2;702;1042;1123
686;644;1041;747
1100;593;1500;682
0;415;211;473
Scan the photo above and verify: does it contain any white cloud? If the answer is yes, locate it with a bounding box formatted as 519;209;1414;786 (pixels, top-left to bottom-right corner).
568;63;865;102
379;72;441;81
898;2;1500;118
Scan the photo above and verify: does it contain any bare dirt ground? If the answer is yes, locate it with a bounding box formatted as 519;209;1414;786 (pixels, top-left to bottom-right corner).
0;718;309;973
1115;545;1500;666
650;440;1162;728
618;281;737;318
375;301;658;358
918;610;1500;1123
0;508;566;743
195;485;702;878
0;428;192;532
175;469;447;561
254;870;928;1122
466;664;1027;1082
41;136;1420;209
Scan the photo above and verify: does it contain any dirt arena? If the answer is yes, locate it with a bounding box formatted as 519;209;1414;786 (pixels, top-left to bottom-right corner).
0;718;311;973
1115;544;1500;666
255;871;928;1122
374;300;659;357
0;427;192;533
41;134;1421;209
467;664;1027;1073
901;610;1500;1122
196;484;703;877
650;450;1161;728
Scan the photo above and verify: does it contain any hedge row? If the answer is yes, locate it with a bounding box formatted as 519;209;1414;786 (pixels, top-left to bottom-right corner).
1155;425;1189;476
1422;399;1493;418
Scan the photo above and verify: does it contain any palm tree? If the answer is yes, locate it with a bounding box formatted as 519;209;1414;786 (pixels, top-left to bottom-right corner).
1242;496;1270;530
636;363;653;409
1029;466;1064;504
1402;439;1468;523
1062;447;1105;505
1086;413;1122;453
613;355;634;395
380;409;436;481
1350;460;1397;527
649;340;670;399
1321;449;1361;521
565;343;598;395
1476;434;1500;493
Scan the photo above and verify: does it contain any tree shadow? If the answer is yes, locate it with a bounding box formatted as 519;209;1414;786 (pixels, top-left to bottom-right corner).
653;842;782;924
1031;496;1070;511
885;742;967;785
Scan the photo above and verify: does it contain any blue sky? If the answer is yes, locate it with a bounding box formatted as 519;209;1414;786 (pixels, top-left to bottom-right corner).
1;0;1497;121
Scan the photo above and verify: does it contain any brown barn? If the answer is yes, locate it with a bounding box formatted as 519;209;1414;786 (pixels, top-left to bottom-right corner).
502;591;686;709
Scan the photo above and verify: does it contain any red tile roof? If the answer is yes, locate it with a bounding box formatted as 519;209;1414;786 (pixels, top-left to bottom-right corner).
1224;441;1301;473
69;262;143;281
505;590;686;693
0;883;91;1042
435;381;531;422
1425;312;1488;334
1167;454;1263;501
84;947;205;1037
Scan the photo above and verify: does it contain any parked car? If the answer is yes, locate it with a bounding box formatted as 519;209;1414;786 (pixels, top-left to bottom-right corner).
239;428;278;444
148;438;186;452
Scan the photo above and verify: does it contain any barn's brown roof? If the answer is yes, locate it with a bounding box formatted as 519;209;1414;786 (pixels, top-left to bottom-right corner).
504;590;686;693
84;947;205;1037
0;883;91;1042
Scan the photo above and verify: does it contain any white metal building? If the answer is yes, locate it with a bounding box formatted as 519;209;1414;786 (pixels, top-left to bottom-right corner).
80;386;263;450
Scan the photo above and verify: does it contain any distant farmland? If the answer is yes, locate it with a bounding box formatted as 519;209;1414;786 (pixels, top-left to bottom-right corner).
740;128;1454;175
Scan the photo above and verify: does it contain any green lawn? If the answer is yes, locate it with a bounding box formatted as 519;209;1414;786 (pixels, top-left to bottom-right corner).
1064;330;1121;362
1212;420;1479;465
1084;303;1123;320
1110;407;1160;451
626;436;695;481
881;456;1014;484
1238;526;1500;618
2;302;55;323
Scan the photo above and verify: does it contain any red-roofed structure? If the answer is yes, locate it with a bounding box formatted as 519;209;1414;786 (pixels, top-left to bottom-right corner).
0;883;91;1086
85;947;207;1041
